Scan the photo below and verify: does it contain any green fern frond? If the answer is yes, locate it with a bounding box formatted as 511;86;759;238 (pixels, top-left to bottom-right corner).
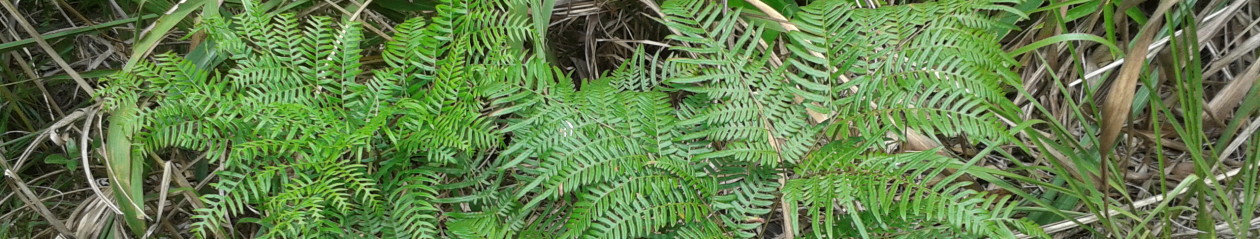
784;0;1020;145
784;141;1043;238
88;0;1052;237
381;169;441;239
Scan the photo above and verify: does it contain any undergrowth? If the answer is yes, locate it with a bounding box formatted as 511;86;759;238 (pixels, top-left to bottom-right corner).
91;0;1044;237
3;0;1257;238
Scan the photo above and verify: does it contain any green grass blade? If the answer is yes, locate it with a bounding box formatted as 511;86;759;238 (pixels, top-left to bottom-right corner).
123;0;210;70
0;15;158;53
107;103;146;234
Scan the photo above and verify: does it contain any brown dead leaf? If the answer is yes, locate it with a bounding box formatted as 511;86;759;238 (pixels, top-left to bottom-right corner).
1205;59;1260;122
1100;0;1180;156
1166;162;1195;181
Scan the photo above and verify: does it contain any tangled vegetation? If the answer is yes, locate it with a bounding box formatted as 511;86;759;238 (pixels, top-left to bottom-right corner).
2;0;1258;238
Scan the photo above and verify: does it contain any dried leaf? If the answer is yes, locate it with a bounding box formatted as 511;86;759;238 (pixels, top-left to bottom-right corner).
1100;0;1179;156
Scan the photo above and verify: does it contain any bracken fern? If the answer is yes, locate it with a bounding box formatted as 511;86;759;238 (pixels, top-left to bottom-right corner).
94;0;1046;238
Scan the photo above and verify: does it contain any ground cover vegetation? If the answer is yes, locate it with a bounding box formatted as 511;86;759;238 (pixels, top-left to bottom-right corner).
1;0;1259;238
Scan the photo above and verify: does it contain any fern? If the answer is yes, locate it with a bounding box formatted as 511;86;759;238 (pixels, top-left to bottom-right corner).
482;78;719;238
784;0;1022;145
98;0;528;235
784;141;1034;238
655;0;1035;237
92;0;1049;237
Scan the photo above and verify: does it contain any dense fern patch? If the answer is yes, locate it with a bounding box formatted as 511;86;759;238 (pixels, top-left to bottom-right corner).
92;0;1047;237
